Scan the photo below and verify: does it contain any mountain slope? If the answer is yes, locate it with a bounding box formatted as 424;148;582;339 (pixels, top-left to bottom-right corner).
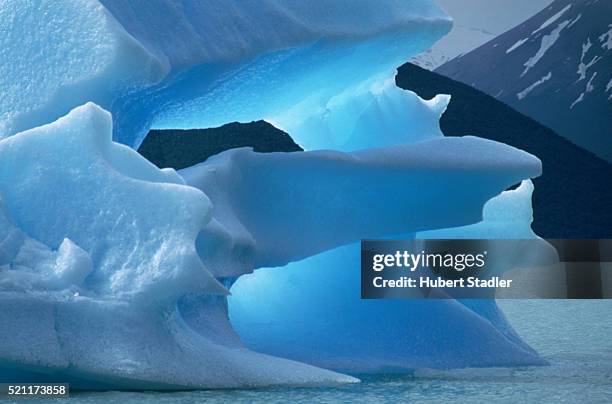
436;0;612;162
397;62;612;238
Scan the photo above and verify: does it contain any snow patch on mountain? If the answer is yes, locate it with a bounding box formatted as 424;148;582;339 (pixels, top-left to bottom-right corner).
577;38;601;81
567;13;582;29
523;19;571;76
599;24;612;50
606;78;612;99
571;71;598;108
507;38;529;53
517;72;552;100
532;3;571;34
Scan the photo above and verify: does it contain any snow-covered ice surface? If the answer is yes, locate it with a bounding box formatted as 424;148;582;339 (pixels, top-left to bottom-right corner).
0;0;167;139
0;0;549;390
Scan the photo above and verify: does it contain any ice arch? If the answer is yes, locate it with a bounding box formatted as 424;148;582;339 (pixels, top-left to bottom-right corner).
0;103;541;388
228;181;553;372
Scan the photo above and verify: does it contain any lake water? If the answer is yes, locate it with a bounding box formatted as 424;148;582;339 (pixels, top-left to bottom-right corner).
14;300;612;403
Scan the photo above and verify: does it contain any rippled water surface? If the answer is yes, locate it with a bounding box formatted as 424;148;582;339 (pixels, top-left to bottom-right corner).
16;300;612;403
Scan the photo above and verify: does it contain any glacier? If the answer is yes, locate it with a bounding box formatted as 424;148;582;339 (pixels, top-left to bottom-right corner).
0;0;549;390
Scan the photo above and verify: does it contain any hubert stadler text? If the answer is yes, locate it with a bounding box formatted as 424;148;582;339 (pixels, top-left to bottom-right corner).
372;275;512;289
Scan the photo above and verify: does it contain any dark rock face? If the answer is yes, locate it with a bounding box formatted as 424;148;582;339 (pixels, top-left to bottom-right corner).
437;0;612;162
138;121;302;170
396;62;612;238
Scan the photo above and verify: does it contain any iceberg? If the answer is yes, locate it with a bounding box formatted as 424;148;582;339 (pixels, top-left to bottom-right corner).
0;0;547;390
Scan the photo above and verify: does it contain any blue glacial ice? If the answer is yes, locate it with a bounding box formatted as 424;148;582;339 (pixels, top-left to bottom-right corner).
0;0;451;148
228;181;553;372
0;0;548;389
